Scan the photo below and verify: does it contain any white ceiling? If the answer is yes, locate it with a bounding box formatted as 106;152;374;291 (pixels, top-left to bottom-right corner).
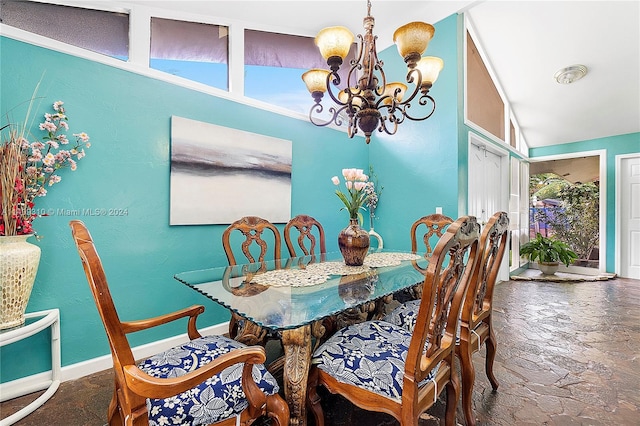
123;0;640;149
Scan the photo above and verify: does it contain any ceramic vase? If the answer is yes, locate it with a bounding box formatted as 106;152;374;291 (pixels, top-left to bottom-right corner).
338;218;370;266
538;261;559;275
0;235;41;330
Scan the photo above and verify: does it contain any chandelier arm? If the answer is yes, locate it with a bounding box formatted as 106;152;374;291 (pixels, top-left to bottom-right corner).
373;61;387;97
347;34;367;89
378;114;399;136
401;95;437;121
308;104;349;127
325;83;345;106
324;72;346;106
397;68;423;105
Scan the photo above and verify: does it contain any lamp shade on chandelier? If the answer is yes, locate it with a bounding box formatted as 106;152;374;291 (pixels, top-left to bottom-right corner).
302;0;444;143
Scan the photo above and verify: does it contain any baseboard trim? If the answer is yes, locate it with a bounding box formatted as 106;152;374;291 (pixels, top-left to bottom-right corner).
0;322;229;394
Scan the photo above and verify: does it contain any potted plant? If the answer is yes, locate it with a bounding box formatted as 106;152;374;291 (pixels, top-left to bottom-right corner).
519;233;578;275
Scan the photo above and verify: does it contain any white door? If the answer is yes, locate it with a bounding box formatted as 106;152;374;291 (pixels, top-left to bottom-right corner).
469;143;503;225
468;134;509;280
618;155;640;279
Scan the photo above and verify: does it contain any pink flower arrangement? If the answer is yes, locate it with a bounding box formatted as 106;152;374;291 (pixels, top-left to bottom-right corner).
0;101;90;236
331;168;370;220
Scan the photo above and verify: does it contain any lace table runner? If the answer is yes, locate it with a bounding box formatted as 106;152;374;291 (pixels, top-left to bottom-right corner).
250;252;421;288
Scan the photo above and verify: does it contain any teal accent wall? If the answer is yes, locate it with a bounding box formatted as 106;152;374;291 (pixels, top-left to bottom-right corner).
0;36;367;381
370;14;460;250
3;10;631;384
530;132;640;272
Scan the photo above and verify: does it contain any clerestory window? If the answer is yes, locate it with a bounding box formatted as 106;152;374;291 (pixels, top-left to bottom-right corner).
0;0;129;60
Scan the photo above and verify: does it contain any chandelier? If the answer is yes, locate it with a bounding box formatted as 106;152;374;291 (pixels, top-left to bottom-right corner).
302;0;444;144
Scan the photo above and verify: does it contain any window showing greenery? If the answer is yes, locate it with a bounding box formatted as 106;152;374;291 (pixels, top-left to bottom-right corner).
530;173;600;267
0;0;129;60
150;18;228;90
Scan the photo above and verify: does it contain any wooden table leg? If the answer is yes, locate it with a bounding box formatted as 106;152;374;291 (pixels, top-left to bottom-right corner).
281;325;312;426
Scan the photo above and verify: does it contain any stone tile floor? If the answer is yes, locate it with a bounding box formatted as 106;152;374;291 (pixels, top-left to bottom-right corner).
2;277;639;425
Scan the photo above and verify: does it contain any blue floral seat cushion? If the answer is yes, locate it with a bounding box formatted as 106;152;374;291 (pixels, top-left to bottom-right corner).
137;335;279;426
311;320;438;402
384;299;422;331
384;300;462;344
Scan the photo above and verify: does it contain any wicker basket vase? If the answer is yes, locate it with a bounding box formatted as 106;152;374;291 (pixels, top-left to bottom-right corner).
0;235;41;330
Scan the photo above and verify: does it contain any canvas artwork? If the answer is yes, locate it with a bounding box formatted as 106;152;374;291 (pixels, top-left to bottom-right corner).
170;116;292;225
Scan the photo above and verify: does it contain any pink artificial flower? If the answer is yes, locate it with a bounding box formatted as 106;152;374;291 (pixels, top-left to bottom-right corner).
29;150;43;162
53;101;64;111
69;159;77;171
58;121;69;130
354;181;367;191
18;137;30;149
43;152;56;166
331;176;340;185
39;121;56;132
48;175;62;186
47;140;59;149
73;132;89;142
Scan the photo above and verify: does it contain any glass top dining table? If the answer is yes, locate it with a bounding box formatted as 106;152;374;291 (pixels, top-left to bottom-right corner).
174;250;428;426
174;250;428;332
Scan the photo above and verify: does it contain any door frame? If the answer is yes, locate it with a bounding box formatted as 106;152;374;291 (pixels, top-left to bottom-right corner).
528;150;607;273
467;132;510;281
615;153;640;277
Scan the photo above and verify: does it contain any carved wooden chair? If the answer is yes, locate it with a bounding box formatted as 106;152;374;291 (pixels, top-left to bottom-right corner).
411;213;454;256
222;216;282;342
307;216;480;426
459;211;509;426
405;213;454;299
69;220;289;426
283;214;326;257
222;216;282;266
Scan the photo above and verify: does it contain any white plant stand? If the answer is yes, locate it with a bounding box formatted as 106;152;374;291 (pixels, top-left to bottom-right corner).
0;309;61;426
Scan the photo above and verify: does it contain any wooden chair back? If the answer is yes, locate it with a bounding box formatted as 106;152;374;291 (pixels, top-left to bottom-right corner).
406;215;480;393
411;213;454;256
463;211;509;329
284;214;326;257
222;216;282;265
308;216;480;426
458;211;509;426
69;220;289;426
407;214;454;298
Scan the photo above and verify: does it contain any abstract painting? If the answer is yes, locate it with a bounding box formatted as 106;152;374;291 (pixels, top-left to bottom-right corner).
170;116;292;225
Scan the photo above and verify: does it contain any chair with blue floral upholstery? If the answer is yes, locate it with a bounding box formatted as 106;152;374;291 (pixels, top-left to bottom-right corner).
306;216;481;426
459;211;509;426
384;212;509;426
70;220;289;426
